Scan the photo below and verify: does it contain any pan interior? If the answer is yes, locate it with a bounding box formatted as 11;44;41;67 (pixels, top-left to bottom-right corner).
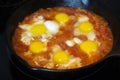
6;0;120;70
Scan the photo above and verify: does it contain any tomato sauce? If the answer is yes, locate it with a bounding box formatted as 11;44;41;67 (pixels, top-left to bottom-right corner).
12;7;113;69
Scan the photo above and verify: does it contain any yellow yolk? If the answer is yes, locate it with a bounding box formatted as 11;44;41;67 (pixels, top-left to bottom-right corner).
53;50;70;64
29;41;45;53
78;22;93;33
55;13;69;23
80;40;98;53
30;24;47;36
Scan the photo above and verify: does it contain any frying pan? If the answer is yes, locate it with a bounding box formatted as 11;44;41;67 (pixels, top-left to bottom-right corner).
6;0;120;80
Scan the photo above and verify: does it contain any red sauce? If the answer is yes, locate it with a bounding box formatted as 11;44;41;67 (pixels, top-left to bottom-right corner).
12;7;113;69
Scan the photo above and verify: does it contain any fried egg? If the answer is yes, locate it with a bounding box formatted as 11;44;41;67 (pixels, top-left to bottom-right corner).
74;21;96;41
29;24;47;36
79;40;98;56
29;41;46;54
20;17;60;45
55;12;69;23
53;50;70;64
52;50;81;69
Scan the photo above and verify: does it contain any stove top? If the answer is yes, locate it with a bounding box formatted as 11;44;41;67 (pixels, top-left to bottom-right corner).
0;0;120;80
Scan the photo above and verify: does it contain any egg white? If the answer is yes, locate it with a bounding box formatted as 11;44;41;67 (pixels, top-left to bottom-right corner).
44;21;59;34
21;31;34;45
74;15;96;41
74;15;89;27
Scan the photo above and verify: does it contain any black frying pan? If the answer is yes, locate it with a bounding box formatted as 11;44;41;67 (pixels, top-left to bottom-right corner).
6;0;120;80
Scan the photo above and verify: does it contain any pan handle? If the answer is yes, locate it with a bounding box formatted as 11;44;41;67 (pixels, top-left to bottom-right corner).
107;49;120;59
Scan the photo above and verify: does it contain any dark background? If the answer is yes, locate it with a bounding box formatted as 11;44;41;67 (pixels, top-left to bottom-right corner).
0;0;120;80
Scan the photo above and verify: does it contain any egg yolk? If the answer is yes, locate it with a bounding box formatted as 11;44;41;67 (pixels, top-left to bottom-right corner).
29;41;45;53
53;50;70;64
55;13;69;23
78;22;93;33
30;24;47;36
80;40;98;53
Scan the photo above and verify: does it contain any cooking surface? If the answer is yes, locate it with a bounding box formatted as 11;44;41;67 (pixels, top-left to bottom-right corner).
0;0;120;80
